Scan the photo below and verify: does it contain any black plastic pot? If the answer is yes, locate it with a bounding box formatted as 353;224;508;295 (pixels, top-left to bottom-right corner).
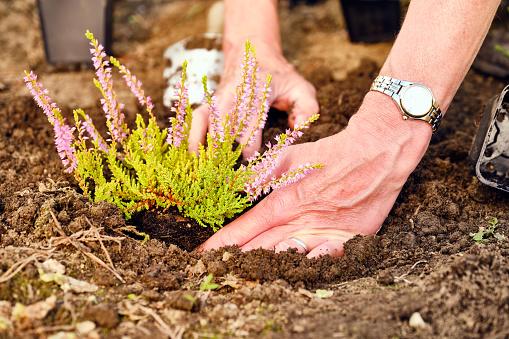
38;0;112;67
339;0;401;43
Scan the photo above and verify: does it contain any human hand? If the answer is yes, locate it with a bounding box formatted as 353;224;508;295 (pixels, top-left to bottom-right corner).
199;94;432;258
187;40;319;159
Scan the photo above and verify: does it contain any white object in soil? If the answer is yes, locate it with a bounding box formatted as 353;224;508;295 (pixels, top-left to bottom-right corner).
409;312;427;329
163;2;225;108
163;33;224;108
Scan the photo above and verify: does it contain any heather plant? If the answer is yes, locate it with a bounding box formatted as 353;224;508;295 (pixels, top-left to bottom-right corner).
24;30;321;231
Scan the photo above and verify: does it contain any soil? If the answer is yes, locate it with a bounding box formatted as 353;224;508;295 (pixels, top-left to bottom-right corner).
1;0;509;338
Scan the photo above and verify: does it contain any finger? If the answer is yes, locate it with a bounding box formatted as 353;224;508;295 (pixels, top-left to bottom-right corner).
198;188;297;251
288;88;320;128
241;136;262;160
240;114;264;160
244;226;354;252
272;80;319;128
274;238;308;254
241;225;357;259
187;105;209;155
307;239;346;258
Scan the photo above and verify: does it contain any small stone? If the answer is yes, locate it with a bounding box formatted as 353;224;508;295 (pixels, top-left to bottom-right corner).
377;271;395;285
82;303;120;329
47;332;76;339
292;324;305;333
41;259;66;274
75;320;96;335
409;312;427;329
222;251;232;261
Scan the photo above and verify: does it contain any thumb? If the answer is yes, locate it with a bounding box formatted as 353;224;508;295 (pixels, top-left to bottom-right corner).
198;189;294;251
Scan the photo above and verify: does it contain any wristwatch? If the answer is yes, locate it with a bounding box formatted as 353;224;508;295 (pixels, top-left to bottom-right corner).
370;75;442;133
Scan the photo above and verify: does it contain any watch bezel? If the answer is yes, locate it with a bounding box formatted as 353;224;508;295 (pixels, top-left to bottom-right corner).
399;83;434;118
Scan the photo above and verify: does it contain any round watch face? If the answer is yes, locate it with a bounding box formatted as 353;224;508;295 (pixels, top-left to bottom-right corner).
400;84;433;118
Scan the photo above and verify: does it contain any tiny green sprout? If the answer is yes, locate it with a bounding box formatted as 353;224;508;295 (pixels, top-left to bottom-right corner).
127;293;140;301
184;273;219;305
140;232;150;245
199;273;219;292
470;217;506;242
495;44;509;59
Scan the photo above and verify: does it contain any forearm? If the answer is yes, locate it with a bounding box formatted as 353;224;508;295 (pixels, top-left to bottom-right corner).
221;0;295;81
348;0;501;180
380;0;501;112
355;0;500;139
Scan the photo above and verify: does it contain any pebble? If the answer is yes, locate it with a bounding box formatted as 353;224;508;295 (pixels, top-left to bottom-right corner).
409;312;427;329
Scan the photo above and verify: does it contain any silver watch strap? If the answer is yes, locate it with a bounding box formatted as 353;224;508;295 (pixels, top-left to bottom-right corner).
370;75;442;133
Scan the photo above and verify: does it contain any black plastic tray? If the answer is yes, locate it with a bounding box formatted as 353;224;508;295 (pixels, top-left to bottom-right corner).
339;0;401;43
470;85;509;192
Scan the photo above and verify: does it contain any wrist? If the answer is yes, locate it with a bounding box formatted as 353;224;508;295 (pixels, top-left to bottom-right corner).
346;91;432;174
223;0;281;57
222;38;294;79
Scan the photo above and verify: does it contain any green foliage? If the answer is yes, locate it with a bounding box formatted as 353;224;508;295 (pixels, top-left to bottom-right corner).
470;217;505;242
26;32;321;233
70;38;259;231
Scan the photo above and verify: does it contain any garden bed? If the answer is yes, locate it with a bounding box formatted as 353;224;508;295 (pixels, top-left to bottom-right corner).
1;0;509;338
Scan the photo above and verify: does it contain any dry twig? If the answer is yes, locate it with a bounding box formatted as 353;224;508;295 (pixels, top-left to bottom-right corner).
394;260;428;284
49;210;126;283
0;248;55;284
137;304;185;339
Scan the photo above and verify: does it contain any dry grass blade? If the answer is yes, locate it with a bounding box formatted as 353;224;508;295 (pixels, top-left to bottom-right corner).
394;260;428;284
0;252;47;284
137;304;185;339
85;216;116;269
49;210;126;283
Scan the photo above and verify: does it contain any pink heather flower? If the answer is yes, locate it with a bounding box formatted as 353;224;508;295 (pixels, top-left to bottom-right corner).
228;53;261;140
202;87;224;148
247;163;318;202
81;113;108;152
116;62;155;118
244;114;319;200
167;81;189;148
88;34;128;144
23;71;77;172
138;139;154;152
245;78;271;146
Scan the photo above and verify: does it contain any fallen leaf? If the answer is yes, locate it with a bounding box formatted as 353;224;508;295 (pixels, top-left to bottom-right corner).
39;271;98;293
40;259;66;274
222;280;241;289
315;289;333;298
298;288;315;298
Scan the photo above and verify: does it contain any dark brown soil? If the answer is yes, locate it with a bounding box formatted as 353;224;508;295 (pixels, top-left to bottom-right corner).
1;0;509;338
